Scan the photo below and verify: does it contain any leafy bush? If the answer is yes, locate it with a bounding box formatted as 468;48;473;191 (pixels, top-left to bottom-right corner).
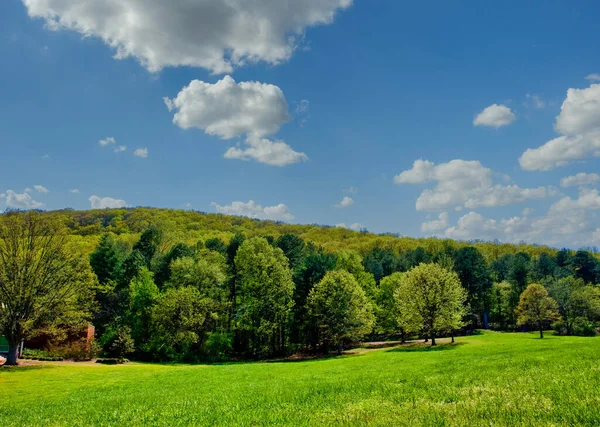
572;317;597;336
48;338;98;361
203;332;232;362
22;349;52;360
100;325;135;359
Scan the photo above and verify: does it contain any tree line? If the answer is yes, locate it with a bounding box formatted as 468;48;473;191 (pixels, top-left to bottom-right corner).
1;210;600;365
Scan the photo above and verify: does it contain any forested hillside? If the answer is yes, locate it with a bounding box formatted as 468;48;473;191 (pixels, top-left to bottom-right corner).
43;207;573;259
4;208;600;364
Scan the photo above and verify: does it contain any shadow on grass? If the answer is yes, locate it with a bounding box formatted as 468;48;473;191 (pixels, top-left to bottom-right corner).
0;364;51;373
387;342;465;353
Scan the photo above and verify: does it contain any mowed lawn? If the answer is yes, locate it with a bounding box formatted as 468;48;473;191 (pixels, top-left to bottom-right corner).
1;332;600;426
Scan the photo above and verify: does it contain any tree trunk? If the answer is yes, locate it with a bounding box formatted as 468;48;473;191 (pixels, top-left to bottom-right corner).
6;341;20;366
337;342;343;355
401;331;406;344
431;332;436;346
451;332;455;343
539;322;544;339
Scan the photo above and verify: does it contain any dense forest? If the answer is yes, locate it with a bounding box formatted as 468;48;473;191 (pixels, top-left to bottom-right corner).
3;208;600;363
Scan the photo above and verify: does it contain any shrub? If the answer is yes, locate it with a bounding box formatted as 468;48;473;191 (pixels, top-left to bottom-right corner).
572;317;597;337
100;325;135;359
48;338;98;361
22;349;51;360
203;332;233;362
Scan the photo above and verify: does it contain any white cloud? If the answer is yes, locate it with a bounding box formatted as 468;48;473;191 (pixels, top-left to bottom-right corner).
473;104;516;128
134;148;149;158
224;136;307;166
344;186;358;194
394;159;555;211
336;223;365;231
521;207;535;216
23;0;352;74
69;189;80;194
585;74;600;82
444;188;600;247
560;173;600;188
165;76;290;139
520;84;600;171
421;212;449;233
166;76;306;166
526;93;545;109
89;195;127;209
295;99;310;126
1;190;44;209
99;137;116;147
33;185;49;193
114;145;127;153
296;100;310;115
211;200;294;222
335;196;354;208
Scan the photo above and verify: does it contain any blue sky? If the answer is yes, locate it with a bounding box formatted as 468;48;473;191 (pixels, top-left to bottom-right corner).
2;0;600;248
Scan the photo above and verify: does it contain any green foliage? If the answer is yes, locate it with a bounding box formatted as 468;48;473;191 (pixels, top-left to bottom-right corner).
308;270;375;353
516;284;561;338
150;286;216;362
133;227;162;268
89;234;124;285
335;250;377;300
0;211;95;365
154;243;196;287
128;268;159;353
275;234;305;270
168;252;228;300
395;263;467;345
375;273;403;336
234;237;294;357
489;282;513;329
205;238;227;255
453;246;492;322
101;325;135;360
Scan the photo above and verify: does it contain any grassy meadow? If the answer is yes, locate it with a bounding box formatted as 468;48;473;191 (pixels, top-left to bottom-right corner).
1;331;600;426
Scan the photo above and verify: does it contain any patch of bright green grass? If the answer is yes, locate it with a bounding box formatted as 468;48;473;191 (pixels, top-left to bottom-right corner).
1;331;600;426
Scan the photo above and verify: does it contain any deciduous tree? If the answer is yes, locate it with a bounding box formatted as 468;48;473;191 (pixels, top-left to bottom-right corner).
0;212;91;365
395;263;467;346
308;270;374;354
516;284;560;339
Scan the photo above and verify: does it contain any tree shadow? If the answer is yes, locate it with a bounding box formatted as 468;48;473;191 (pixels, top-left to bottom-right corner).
387;342;464;353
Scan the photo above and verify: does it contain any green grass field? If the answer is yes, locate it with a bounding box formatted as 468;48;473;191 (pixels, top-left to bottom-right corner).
1;331;600;426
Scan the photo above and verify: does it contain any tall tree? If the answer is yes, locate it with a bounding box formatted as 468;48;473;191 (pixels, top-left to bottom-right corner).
150;286;216;362
308;270;375;354
128;268;159;354
276;234;305;270
291;243;337;347
395;263;467;345
453;246;492;327
363;247;399;283
234;237;294;357
0;212;92;365
508;252;531;317
531;253;557;282
205;238;227;255
335;250;377;299
516;284;560;339
154;243;196;287
132;227;162;269
89;234;123;285
571;250;599;284
546;276;584;335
